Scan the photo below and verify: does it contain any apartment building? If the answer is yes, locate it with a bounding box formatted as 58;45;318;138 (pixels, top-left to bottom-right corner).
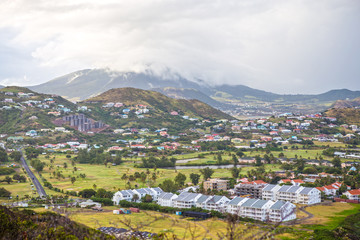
157;192;178;207
235;183;266;198
262;184;321;205
227;197;296;222
172;192;203;209
195;195;230;212
203;178;229;191
112;187;163;205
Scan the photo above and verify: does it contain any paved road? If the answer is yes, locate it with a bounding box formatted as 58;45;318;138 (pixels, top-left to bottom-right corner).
19;150;47;198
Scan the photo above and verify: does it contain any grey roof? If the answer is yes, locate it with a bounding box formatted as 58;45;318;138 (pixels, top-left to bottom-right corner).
143;188;152;194
228;197;245;206
196;195;210;204
153;187;163;192
158;192;176;200
270;201;286;210
120;190;134;196
299;187;314;195
136;188;147;194
263;184;277;191
241;198;258;207
287;186;302;193
207;195;225;204
251;199;269;209
175;192;200;202
278;185;292;193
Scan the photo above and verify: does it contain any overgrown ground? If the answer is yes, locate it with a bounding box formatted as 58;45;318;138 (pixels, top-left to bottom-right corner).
32;206;262;239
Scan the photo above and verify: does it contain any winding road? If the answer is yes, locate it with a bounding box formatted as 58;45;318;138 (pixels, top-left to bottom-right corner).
19;150;47;198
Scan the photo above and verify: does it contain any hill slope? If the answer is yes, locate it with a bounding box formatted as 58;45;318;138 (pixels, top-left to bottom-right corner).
0;206;112;240
332;97;360;108
152;87;228;109
0;86;76;133
85;87;232;121
324;108;360;125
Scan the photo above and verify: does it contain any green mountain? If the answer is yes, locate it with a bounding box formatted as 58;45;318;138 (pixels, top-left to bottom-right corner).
81;88;233;131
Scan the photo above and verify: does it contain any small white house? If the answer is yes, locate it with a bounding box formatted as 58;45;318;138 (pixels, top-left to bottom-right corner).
344;189;360;200
157;192;178;207
80;199;101;208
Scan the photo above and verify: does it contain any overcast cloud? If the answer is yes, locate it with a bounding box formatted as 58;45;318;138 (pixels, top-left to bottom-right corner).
0;0;359;93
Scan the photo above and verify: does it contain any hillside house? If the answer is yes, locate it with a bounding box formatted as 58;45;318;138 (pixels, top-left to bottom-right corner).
157;192;178;207
344;189;360;201
172;192;202;209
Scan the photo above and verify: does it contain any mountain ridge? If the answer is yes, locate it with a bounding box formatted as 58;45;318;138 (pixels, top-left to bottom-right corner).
29;69;360;103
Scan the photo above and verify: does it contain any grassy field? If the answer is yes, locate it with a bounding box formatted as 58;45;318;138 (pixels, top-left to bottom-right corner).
246;149;328;160
300;202;360;230
33;153;289;193
31;206;260;239
33;154;236;192
0;166;38;199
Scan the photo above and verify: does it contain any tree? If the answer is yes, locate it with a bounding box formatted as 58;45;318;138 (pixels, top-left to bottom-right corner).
0;187;11;197
216;154;223;164
332;156;341;169
63;162;68;169
132;194;139;202
96;188;112;198
121;173;128;181
142;194;153;203
25;147;40;160
140;172;147;185
71;176;76;185
255;155;262;166
0;148;8;162
152;172;157;184
78;189;96;198
232;155;238;166
175;172;187;186
31;159;45;172
9;151;22;162
190;173;200;185
12;174;26;183
200;167;214;180
338;183;347;195
230;167;241;179
236;150;244;158
295;158;305;172
4;176;12;184
159;179;178;192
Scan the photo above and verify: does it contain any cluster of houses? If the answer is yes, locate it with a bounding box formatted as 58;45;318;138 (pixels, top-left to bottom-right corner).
101;103;150;119
0;91;73;114
112;184;323;222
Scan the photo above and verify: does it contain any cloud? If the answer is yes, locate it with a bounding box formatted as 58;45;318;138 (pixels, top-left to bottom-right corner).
0;0;359;93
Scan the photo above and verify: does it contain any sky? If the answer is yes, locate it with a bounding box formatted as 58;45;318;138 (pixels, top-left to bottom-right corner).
0;0;359;94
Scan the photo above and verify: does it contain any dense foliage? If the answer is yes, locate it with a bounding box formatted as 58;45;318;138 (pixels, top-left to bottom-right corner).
0;168;15;176
0;206;114;240
139;156;176;168
313;210;360;240
0;188;11;197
